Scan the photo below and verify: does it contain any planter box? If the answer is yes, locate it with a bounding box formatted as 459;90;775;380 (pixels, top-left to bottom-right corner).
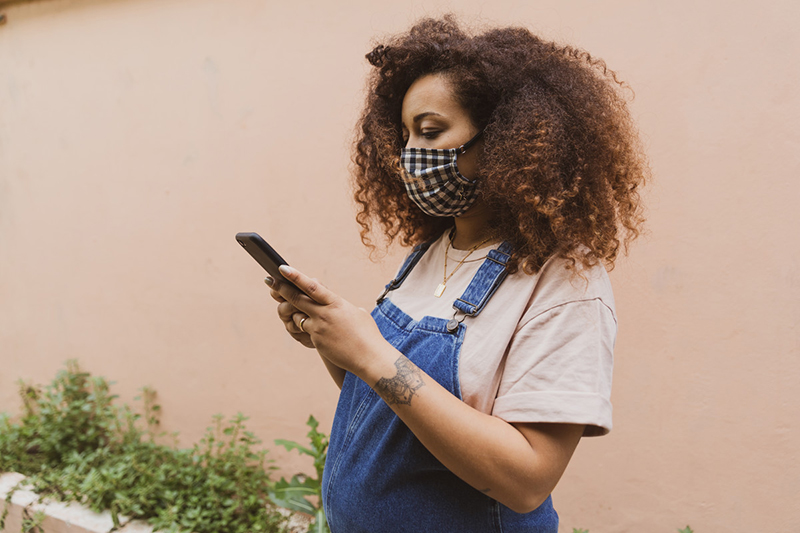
0;472;154;533
1;472;311;533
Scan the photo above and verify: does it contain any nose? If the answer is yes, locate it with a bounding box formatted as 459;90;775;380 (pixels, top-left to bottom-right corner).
404;133;422;149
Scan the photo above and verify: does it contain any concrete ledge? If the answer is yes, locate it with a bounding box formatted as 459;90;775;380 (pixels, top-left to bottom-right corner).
0;472;311;533
1;472;154;533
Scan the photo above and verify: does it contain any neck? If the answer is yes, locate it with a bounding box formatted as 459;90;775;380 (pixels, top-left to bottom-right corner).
450;200;494;250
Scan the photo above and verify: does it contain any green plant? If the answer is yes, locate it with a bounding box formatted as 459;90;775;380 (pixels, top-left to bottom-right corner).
270;415;330;533
678;527;694;533
0;361;290;533
20;508;45;533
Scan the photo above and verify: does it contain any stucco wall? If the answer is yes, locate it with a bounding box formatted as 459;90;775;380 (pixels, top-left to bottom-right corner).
1;1;798;531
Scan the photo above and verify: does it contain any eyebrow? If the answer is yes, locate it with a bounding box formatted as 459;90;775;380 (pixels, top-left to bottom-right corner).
412;111;442;123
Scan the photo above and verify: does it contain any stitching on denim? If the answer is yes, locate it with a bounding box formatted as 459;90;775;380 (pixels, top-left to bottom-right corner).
379;298;464;335
327;390;370;488
376;300;426;339
469;270;509;317
385;239;436;295
407;325;461;335
452;245;512;318
451;324;465;400
325;385;373;521
492;500;504;533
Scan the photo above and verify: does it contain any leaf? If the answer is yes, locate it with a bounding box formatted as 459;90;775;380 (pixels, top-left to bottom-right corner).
274;439;314;457
0;362;290;533
309;506;329;533
267;476;318;514
678;527;694;533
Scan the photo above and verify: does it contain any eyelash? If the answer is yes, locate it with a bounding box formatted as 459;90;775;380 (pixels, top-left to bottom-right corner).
401;130;442;144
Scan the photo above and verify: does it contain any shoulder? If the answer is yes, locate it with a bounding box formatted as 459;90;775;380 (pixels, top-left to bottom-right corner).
517;253;616;325
494;255;617;436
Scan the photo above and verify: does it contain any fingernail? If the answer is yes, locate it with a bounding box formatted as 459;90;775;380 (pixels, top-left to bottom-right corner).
278;265;294;276
264;276;274;286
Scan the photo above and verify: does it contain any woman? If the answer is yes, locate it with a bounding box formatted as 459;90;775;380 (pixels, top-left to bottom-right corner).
265;16;647;532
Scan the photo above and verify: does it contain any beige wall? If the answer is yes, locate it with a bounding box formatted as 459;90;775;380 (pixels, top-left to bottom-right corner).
1;0;798;531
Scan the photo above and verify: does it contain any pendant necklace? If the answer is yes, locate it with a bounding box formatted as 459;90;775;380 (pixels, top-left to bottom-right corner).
435;232;492;298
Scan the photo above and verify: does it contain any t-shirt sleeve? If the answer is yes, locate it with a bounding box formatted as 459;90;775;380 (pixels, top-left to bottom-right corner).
491;297;617;436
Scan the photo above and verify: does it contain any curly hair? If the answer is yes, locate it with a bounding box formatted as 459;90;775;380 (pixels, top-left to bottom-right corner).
352;15;648;274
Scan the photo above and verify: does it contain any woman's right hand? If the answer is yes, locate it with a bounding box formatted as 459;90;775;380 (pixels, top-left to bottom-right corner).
266;278;315;349
266;276;347;389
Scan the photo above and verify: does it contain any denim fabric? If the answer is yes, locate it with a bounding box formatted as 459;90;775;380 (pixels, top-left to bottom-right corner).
452;241;515;316
321;242;559;533
376;240;434;305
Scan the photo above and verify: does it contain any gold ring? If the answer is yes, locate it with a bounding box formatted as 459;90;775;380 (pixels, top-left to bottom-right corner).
299;316;308;333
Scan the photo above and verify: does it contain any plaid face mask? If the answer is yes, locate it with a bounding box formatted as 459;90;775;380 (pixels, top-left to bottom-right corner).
400;131;483;217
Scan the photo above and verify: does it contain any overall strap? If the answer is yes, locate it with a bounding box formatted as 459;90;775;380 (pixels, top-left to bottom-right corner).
451;241;515;318
376;239;436;304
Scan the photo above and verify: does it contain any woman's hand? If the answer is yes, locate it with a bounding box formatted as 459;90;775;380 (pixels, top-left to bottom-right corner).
267;279;315;349
268;267;582;512
267;265;390;378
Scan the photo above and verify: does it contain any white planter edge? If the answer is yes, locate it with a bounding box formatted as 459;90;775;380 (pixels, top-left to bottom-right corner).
0;471;154;533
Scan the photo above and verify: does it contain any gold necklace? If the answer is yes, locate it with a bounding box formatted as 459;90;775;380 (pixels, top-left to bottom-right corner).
445;250;492;264
435;233;492;298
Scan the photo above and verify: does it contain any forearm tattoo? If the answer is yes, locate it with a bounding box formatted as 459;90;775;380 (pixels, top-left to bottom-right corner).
375;357;425;406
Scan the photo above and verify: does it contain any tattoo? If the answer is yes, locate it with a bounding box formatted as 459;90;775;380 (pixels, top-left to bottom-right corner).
480;488;492;494
375;357;425;406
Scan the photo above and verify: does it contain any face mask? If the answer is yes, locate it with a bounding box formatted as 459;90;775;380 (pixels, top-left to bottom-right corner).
400;131;483;217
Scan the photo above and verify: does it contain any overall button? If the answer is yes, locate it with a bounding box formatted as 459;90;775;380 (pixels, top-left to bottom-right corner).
446;318;459;333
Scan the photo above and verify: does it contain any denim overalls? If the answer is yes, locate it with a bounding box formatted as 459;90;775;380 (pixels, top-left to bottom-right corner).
321;240;559;533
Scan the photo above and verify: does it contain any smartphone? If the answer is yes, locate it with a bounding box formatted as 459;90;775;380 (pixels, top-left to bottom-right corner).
235;232;303;293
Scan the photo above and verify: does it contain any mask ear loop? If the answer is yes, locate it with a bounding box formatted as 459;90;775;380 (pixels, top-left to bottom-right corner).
456;130;484;155
454;130;484;198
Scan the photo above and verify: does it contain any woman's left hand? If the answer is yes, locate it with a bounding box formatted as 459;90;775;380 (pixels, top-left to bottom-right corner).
269;265;389;377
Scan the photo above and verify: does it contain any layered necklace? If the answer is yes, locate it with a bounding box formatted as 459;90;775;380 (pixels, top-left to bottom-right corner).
434;231;493;298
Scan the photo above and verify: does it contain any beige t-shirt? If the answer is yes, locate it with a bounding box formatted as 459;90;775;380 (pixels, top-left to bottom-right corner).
385;233;616;436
